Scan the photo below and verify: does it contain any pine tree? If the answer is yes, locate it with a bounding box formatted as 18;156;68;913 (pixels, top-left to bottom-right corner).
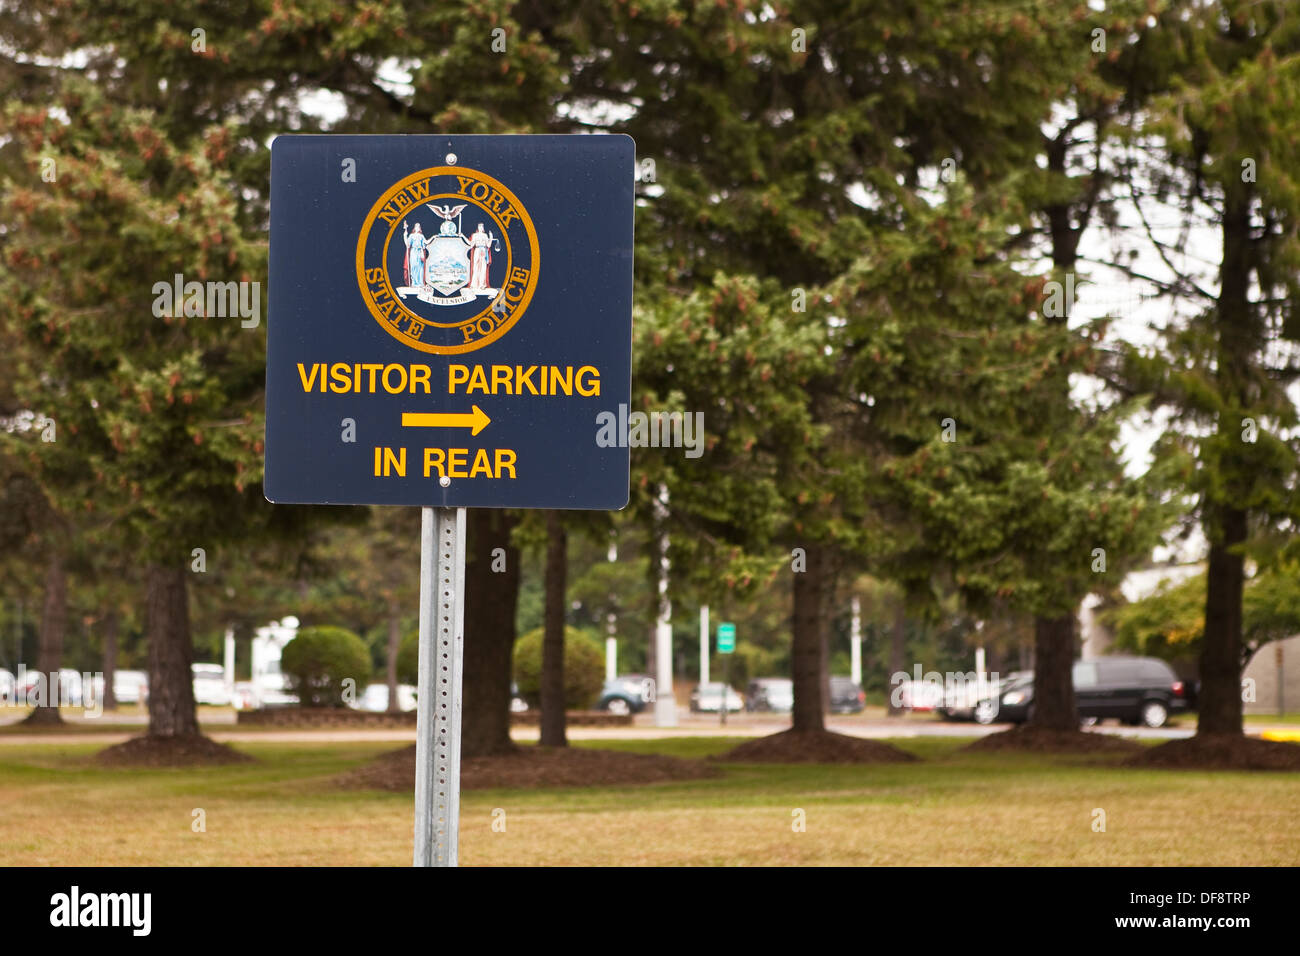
0;1;571;754
1117;0;1300;746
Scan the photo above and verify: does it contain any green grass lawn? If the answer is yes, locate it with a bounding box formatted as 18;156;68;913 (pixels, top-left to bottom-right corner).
1;735;1296;866
1243;713;1300;725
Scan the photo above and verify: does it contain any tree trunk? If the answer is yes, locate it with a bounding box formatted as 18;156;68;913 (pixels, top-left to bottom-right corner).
887;599;906;717
1196;187;1254;738
461;509;520;758
1197;506;1246;735
144;564;199;738
1030;151;1090;737
24;552;66;725
645;619;657;683
791;544;826;732
819;613;831;715
539;510;568;747
385;598;401;713
645;529;661;681
1029;614;1077;730
102;607;119;711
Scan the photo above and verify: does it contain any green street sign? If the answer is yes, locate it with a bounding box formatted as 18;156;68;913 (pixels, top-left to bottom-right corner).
717;622;736;654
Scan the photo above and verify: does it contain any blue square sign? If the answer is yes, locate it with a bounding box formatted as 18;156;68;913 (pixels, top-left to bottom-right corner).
265;134;634;509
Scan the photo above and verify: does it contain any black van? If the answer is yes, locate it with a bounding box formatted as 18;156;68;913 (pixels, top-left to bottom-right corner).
1076;657;1190;727
973;656;1190;727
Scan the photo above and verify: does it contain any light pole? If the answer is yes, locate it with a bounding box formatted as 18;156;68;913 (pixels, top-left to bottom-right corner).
850;596;862;686
699;605;710;687
653;485;676;727
605;533;618;682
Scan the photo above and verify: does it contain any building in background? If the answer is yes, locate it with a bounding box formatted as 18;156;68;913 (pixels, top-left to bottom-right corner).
231;616;299;710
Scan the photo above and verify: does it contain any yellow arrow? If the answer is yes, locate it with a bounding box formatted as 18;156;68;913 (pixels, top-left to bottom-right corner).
401;405;491;436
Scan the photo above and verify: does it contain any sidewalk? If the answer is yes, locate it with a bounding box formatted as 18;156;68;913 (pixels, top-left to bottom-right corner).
4;706;1296;745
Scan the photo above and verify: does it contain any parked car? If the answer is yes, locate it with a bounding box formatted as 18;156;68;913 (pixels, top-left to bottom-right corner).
112;670;149;705
895;678;945;712
4;668;91;706
973;656;1190;728
191;663;232;707
231;662;298;710
942;671;1029;721
745;677;794;713
973;673;1034;724
689;682;744;713
510;682;530;713
829;676;866;714
596;674;654;715
352;683;418;712
16;668;43;699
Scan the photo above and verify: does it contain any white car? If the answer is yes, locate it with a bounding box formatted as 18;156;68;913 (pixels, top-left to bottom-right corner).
112;670;149;704
895;679;945;712
689;683;745;713
939;672;1025;721
17;668;43;699
231;682;258;710
3;668;80;706
231;673;298;710
352;683;417;712
192;663;232;706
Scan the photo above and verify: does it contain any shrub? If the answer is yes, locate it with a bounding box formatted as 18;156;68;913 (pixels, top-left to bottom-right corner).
513;627;604;709
281;626;371;707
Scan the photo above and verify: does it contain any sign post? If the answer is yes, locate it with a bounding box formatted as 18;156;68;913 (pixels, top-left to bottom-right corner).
412;506;465;866
266;134;633;866
717;622;735;726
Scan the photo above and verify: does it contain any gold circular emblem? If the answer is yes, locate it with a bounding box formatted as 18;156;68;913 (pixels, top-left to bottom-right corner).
355;165;539;354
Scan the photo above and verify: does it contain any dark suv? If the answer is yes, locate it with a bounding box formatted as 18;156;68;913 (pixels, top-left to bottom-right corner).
975;656;1190;728
829;676;866;714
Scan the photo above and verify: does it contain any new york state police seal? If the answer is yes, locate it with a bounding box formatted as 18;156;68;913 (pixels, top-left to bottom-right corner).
356;165;539;354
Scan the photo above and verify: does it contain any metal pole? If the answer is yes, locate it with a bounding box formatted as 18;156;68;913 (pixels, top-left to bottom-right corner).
223;628;236;695
413;506;466;867
605;534;618;682
699;605;710;686
720;653;728;728
653;484;677;727
850;596;862;686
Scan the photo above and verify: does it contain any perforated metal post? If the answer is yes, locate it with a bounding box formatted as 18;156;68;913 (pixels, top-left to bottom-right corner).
414;506;466;867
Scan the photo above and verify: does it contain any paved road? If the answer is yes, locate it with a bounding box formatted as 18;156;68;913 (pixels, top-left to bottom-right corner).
3;701;1292;745
615;712;1199;740
0;710;1221;745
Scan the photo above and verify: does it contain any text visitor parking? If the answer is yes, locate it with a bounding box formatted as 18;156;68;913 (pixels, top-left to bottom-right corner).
296;362;600;396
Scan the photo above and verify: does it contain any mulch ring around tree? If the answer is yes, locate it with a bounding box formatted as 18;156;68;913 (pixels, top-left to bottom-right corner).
713;729;918;764
961;725;1145;755
96;734;254;768
337;744;721;792
1126;733;1300;771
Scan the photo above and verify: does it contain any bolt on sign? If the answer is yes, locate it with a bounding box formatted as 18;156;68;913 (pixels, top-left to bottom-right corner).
265;135;634;510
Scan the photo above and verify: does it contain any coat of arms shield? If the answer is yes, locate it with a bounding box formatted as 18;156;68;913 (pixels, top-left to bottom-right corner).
427;232;470;296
